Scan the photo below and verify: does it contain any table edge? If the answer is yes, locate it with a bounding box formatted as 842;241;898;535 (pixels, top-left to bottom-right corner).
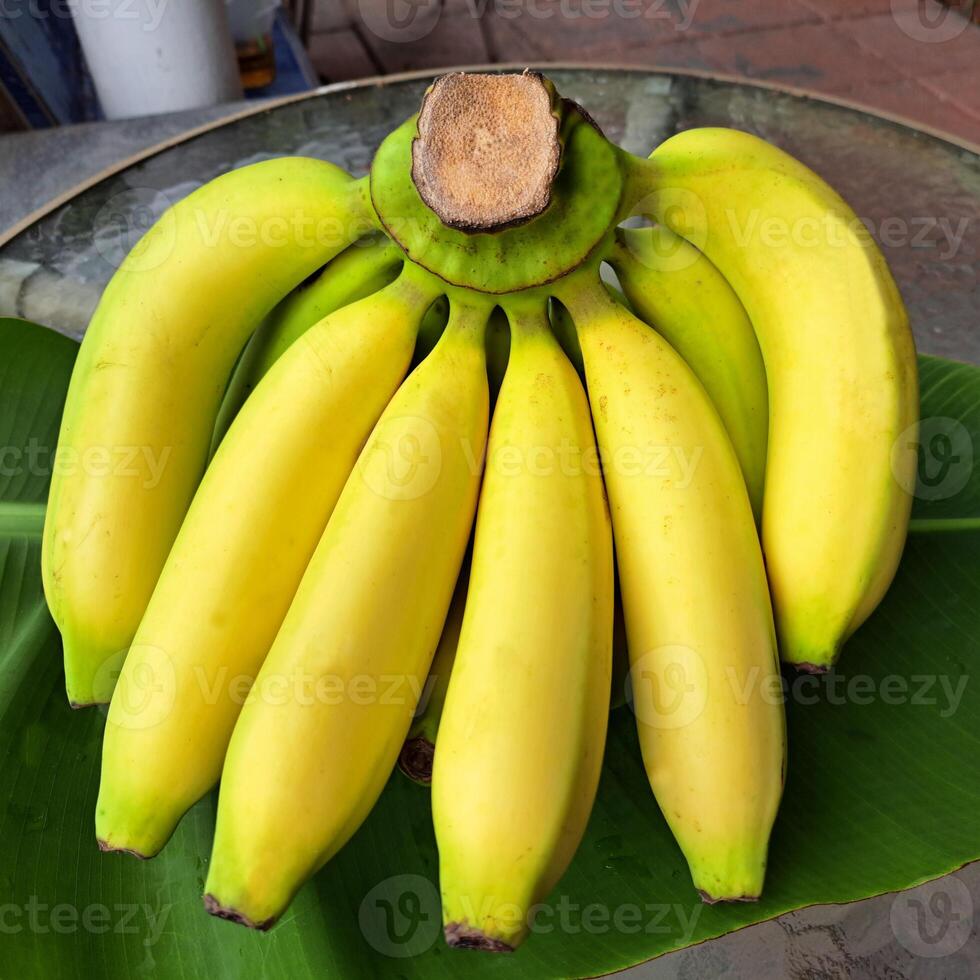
2;62;977;251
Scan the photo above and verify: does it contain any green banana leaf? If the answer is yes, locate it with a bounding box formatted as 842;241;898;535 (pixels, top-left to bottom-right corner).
1;315;978;978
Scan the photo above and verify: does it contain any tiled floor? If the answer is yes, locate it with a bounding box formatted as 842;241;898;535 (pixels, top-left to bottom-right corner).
306;0;980;145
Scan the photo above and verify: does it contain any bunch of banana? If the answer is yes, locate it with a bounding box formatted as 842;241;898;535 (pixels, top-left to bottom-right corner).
45;69;917;952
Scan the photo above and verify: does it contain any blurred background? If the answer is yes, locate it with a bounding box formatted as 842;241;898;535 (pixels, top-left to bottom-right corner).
1;0;978;143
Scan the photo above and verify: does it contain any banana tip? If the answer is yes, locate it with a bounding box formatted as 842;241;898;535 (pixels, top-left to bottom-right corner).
398;736;435;784
697;889;760;905
97;839;150;860
794;661;831;675
203;894;276;931
444;922;514;952
70;699;110;709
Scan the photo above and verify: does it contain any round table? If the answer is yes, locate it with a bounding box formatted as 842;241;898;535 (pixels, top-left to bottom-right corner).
1;68;978;978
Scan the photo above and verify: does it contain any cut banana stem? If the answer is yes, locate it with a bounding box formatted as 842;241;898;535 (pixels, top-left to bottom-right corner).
210;234;403;452
557;275;785;903
95;268;438;858
42;158;372;706
204;293;492;930
633;129;918;669
433;298;614;952
609;226;768;521
398;562;469;785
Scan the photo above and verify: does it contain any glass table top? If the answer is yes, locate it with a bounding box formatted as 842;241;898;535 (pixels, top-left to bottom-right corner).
0;68;977;362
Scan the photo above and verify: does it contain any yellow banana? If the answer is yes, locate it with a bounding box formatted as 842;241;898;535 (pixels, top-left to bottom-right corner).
416;305;510;399
204;296;491;929
43;158;371;705
609;226;768;519
550;283;628;379
96;269;437;858
432;298;613;951
638;129;917;669
210;234;403;450
556;276;784;902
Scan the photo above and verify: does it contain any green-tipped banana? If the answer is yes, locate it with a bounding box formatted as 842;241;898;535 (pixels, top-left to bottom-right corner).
204;297;490;929
210;234;403;450
556;276;784;902
96;269;438;858
609;226;768;519
433;298;613;951
633;129;917;669
43;158;371;705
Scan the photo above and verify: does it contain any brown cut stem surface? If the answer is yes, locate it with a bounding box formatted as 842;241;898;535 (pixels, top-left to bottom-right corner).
411;71;560;232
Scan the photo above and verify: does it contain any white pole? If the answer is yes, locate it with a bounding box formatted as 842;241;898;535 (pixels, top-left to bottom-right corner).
71;0;244;120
